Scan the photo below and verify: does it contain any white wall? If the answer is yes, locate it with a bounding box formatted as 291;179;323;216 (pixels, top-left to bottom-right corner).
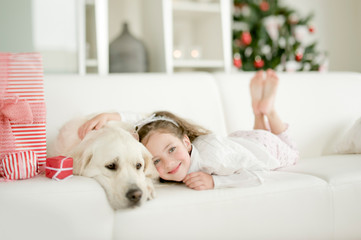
0;0;34;52
32;0;77;73
281;0;361;72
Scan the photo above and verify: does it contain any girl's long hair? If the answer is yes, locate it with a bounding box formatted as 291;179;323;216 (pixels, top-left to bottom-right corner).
137;111;211;143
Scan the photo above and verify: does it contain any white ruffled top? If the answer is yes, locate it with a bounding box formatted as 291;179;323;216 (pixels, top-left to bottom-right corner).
189;133;281;188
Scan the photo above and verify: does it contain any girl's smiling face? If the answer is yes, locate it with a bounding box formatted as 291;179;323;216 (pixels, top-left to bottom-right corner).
142;131;192;182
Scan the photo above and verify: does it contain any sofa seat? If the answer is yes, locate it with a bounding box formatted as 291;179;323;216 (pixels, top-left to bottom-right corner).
114;171;332;240
0;176;114;240
283;154;361;239
284;154;361;184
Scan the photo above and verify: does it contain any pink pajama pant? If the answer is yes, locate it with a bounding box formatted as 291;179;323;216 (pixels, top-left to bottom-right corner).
229;127;299;169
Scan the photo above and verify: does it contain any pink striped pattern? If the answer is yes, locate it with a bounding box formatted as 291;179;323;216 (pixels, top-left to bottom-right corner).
1;151;39;180
0;53;46;177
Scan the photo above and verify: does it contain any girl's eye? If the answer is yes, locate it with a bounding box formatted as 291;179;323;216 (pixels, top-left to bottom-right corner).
169;147;176;153
154;159;160;165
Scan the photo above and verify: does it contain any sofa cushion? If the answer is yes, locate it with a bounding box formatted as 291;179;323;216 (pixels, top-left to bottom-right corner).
45;73;227;152
336;117;361;154
0;175;114;240
283;154;361;239
214;72;361;158
283;154;361;185
113;172;332;240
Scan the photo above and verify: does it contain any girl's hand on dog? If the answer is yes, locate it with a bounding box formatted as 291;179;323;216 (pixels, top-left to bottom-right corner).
78;112;121;139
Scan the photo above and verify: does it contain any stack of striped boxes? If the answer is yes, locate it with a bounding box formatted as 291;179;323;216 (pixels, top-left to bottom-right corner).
0;52;46;180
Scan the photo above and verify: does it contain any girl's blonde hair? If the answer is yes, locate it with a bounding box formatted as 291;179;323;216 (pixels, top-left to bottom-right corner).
137;111;211;143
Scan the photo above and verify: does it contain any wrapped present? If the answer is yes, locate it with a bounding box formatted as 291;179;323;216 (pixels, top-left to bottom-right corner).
1;151;39;180
45;156;73;181
0;52;46;177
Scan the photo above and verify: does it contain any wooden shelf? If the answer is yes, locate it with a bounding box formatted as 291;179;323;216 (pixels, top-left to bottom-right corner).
143;0;231;73
173;1;220;13
86;59;98;67
173;59;223;68
77;0;108;75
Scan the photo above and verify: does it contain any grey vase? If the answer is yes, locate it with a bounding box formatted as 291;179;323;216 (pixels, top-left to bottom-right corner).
109;22;148;73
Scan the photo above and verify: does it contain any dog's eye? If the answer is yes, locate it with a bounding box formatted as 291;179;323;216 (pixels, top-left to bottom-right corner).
136;163;142;170
106;163;117;170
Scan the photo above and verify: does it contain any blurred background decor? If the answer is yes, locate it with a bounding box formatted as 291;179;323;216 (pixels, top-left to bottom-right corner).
109;22;148;73
1;0;360;74
233;0;328;72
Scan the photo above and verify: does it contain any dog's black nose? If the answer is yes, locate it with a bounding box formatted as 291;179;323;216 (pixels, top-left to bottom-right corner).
126;189;143;203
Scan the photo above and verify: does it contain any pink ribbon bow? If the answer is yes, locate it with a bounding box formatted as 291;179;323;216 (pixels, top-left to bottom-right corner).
0;95;33;157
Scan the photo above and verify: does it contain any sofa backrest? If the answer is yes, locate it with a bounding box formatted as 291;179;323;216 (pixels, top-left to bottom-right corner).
214;72;361;158
44;73;227;149
45;72;361;159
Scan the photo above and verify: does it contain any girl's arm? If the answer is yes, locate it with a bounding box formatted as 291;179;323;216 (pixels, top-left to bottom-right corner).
183;170;262;190
78;112;121;139
212;170;263;188
78;111;146;139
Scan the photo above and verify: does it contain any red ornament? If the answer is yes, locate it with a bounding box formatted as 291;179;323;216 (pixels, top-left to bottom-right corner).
295;52;303;62
260;1;269;11
254;56;264;68
308;25;315;33
241;32;252;45
233;53;242;68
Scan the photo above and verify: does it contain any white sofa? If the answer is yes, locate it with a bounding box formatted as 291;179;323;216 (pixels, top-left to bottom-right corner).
1;72;360;240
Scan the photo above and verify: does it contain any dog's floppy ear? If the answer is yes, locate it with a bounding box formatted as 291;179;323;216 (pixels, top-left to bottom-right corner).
142;146;158;179
71;143;93;175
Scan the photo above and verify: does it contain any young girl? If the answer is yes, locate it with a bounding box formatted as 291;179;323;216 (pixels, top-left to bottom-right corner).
78;69;299;190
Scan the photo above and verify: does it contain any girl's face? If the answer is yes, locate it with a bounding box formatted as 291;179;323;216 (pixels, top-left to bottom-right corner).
143;131;192;182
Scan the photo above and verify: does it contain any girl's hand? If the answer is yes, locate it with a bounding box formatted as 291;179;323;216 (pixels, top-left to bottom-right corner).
78;112;121;139
183;172;214;190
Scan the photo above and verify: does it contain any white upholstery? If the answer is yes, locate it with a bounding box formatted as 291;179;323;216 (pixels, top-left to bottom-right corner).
1;72;360;240
45;73;227;153
214;72;361;158
114;173;332;240
0;176;114;240
284;154;361;239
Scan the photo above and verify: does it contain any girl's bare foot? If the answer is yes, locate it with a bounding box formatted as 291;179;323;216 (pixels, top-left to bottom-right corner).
259;69;279;116
250;70;264;115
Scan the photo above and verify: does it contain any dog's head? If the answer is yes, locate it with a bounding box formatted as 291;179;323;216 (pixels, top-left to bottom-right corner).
71;124;158;209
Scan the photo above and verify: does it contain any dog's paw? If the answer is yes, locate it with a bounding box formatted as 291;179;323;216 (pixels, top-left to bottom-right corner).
146;178;156;200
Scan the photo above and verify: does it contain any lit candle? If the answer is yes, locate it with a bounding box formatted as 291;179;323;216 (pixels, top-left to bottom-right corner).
173;46;185;59
190;46;202;59
173;49;183;59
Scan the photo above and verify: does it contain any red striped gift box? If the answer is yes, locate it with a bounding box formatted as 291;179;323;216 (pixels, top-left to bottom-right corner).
0;52;46;177
1;151;39;180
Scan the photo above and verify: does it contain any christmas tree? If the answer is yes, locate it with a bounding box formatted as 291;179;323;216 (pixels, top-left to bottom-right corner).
232;0;328;71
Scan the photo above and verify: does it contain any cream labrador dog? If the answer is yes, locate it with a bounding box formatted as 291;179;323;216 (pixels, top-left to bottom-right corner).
50;116;158;209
